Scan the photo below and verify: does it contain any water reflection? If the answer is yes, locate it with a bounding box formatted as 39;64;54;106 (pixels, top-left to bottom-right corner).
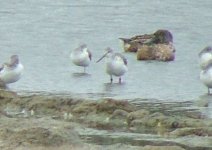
103;82;126;93
205;101;212;119
71;72;91;78
0;0;212;102
198;94;212;118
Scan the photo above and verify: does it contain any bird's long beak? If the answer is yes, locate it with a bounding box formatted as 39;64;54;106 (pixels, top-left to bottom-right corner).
96;52;109;63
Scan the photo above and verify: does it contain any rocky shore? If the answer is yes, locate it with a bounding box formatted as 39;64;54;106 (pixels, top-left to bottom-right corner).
0;90;211;150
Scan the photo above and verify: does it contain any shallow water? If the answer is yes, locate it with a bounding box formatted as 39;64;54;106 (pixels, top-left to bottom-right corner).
0;0;212;105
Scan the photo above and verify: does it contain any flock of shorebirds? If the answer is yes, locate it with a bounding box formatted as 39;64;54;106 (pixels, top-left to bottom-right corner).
0;34;212;95
0;44;128;87
70;45;128;83
0;55;24;86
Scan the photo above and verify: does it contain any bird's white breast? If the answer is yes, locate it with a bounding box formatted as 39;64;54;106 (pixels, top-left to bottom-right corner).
70;49;90;67
0;63;24;84
199;53;212;69
106;57;128;77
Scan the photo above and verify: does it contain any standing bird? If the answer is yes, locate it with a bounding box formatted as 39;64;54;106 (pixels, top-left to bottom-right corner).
200;61;212;94
0;55;24;86
70;44;92;73
199;46;212;70
96;47;128;83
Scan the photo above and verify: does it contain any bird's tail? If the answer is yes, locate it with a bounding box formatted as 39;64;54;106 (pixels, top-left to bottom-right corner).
119;38;131;43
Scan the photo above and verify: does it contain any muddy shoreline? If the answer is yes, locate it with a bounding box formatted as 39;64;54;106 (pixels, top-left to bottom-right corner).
0;90;211;150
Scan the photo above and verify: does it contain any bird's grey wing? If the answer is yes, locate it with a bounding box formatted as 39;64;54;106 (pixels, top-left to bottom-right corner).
199;46;212;57
0;63;4;71
87;49;92;60
115;53;127;65
123;57;127;65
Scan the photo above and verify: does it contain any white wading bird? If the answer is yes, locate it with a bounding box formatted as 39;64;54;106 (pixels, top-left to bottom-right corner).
199;46;212;70
70;44;92;73
0;55;24;86
200;61;212;94
96;47;128;83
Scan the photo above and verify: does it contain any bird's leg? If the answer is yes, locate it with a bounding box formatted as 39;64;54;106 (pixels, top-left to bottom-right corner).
84;67;86;73
119;77;121;84
0;66;3;71
110;75;113;83
208;88;211;95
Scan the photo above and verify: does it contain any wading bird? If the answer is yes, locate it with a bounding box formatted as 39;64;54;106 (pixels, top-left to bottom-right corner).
70;44;92;73
199;46;212;70
96;47;128;83
0;55;24;86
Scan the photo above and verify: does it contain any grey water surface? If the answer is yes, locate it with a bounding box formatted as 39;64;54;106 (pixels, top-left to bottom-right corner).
0;0;212;104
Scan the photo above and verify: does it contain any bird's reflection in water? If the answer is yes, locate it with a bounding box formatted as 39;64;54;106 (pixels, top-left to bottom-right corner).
103;82;126;93
0;81;9;90
198;94;212;119
71;72;91;78
205;101;212;119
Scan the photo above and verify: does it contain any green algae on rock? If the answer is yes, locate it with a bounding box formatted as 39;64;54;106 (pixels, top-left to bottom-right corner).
0;90;211;150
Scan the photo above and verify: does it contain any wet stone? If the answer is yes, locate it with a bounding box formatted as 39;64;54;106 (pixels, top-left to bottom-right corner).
0;90;211;149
